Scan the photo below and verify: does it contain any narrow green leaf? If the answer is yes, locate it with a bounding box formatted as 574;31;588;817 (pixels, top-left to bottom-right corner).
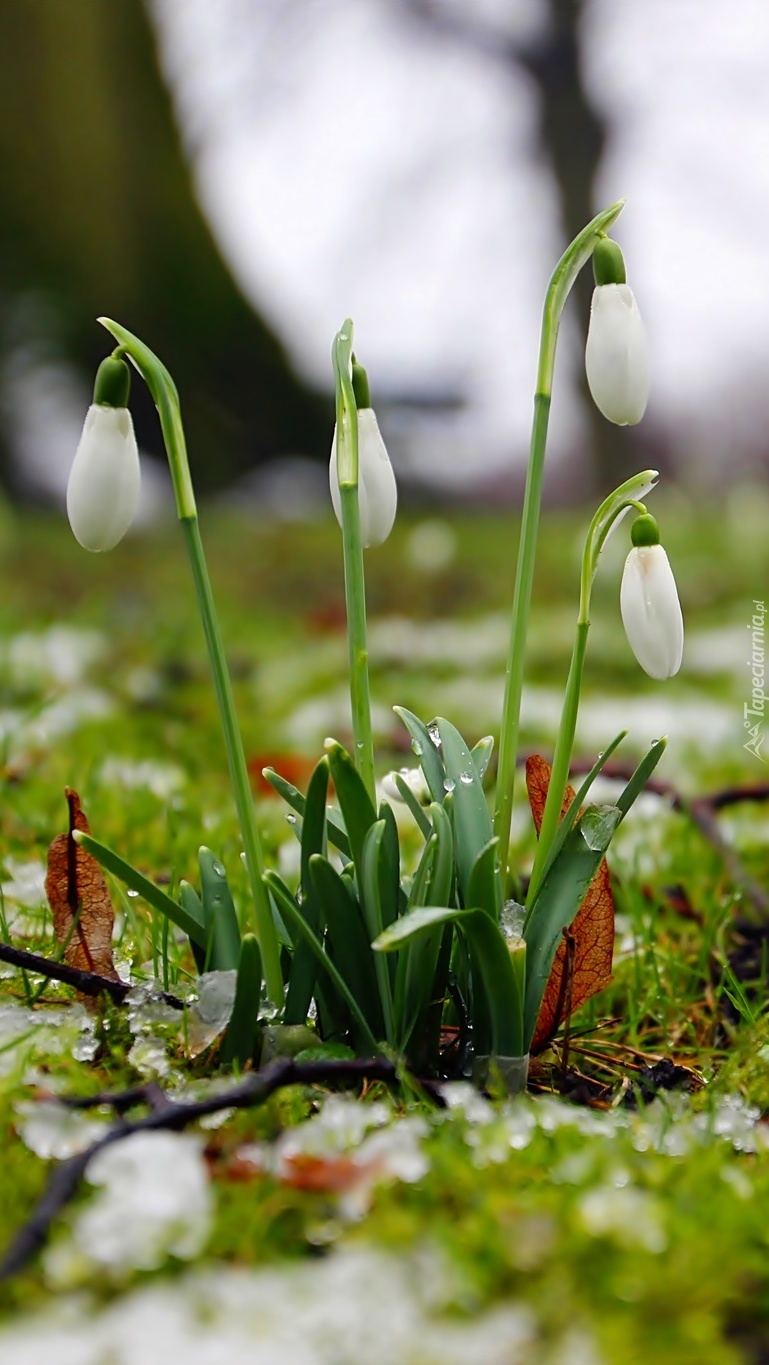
309;854;384;1042
392;773;433;839
437;717;500;915
471;735;494;784
531;729;628;900
284;757;329;1025
325;742;377;879
615;737;668;816
219;934;263;1066
301;757;330;887
361;822;395;1042
408;836;437;911
522;737;668;1045
425;802;455;907
375;904;460;950
466;838;501;919
198;847;241;971
395;804;454;1052
180;881;211;972
393;924;444;1055
522;807;620;1045
261;766;351;858
375;904;524;1056
376;802;402;931
264;871;380;1055
393;706;445;802
74;832;206;947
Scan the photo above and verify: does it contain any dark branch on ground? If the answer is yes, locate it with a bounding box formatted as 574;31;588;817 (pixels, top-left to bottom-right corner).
0;941;185;1009
0;1057;445;1282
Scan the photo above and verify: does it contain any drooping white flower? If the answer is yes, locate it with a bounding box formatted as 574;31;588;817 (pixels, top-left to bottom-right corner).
381;766;431;806
329;408;397;548
620;541;684;681
67;357;141;553
585;283;649;426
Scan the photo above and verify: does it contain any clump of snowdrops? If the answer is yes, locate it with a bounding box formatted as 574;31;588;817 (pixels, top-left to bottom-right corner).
65;202;683;1089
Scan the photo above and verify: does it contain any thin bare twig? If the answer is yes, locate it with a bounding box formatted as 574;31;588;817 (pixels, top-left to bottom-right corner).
0;1057;445;1282
0;941;185;1009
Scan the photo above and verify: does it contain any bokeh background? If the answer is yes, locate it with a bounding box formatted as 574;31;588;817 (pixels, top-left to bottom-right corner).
2;0;769;516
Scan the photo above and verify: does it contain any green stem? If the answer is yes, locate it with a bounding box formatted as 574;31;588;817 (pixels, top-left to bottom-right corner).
333;322;376;803
340;486;376;802
525;620;589;912
492;200;626;882
180;518;284;1003
524;470;659;914
493;391;550;884
97;317;284;1005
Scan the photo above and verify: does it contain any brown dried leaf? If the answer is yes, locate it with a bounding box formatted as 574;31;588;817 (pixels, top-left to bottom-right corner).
525;755;615;1053
45;788;119;984
280;1153;378;1193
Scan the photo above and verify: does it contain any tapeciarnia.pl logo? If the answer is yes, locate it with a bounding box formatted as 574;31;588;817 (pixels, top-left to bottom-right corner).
744;599;766;762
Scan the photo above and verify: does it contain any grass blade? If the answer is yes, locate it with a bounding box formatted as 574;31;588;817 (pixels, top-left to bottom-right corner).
75;832;206;947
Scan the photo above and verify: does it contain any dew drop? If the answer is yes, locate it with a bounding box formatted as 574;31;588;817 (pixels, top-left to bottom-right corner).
212;860;227;878
443;777;456;793
286;814;297;826
459;772;474;785
410;739;424;757
126;889;139;898
427;723;441;749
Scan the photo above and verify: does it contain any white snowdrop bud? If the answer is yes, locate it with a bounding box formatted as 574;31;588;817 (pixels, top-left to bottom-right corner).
620;515;683;680
66;357;141;552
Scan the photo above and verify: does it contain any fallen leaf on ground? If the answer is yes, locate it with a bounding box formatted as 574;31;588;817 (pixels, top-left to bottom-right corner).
526;755;615;1053
45;788;119;983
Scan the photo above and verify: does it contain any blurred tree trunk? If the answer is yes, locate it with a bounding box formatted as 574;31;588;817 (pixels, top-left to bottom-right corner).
401;0;645;493
517;0;627;493
0;0;329;497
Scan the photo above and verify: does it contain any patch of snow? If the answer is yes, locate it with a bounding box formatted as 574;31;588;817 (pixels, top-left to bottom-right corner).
98;757;187;801
1;626;107;688
16;1100;105;1159
44;1131;212;1285
0;1247;535;1363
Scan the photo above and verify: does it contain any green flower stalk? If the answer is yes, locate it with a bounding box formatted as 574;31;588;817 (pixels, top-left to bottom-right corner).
74;318;285;1006
525;470;659;912
330;321;396;802
493;201;626;886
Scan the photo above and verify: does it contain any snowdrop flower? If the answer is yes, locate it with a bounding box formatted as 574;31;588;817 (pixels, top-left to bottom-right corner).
620;514;683;680
585;237;649;426
67;356;141;552
381;766;431;806
329;361;397;547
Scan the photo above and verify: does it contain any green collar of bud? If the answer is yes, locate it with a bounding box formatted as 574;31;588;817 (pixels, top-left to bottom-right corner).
592;236;626;286
630;512;660;547
351;357;371;411
93;355;131;408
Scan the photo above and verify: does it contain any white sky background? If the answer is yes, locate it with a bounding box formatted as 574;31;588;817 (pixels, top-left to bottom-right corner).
149;0;769;491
